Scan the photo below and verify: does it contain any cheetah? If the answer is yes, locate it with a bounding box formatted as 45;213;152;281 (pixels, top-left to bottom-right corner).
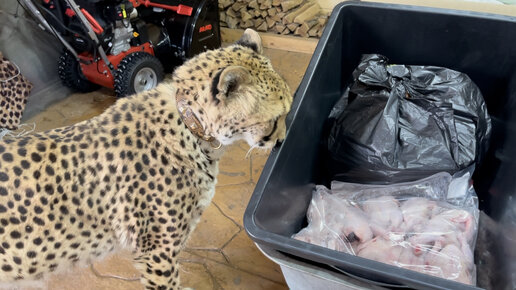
0;29;292;289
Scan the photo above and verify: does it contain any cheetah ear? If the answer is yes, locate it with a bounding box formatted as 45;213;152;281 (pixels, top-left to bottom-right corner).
235;29;263;54
215;66;251;101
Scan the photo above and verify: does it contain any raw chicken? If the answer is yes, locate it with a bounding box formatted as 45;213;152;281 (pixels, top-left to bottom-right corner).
293;190;353;252
435;209;476;242
362;195;403;231
424;244;474;285
400;197;437;231
396;243;427;271
293;227;355;254
292;184;479;286
357;237;403;266
315;188;374;243
410;208;476;256
340;201;374;243
293;187;372;253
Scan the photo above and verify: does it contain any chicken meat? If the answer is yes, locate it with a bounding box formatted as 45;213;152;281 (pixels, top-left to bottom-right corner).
362;195;403;231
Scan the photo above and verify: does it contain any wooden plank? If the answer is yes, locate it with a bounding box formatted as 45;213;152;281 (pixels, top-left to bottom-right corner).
299;19;318;34
241;20;254;28
274;24;286;34
219;0;234;9
283;1;314;24
226;16;239;29
266;17;276;28
271;12;285;22
317;27;323;38
259;0;272;10
307;23;322;37
253;18;265;27
226;7;238;18
295;26;308;37
241;10;253;21
293;3;321;24
248;0;259;9
281;0;303;12
231;1;246;11
221;27;318;54
287;23;300;32
317;0;340;13
219;12;227;23
318;15;328;26
256;21;268;31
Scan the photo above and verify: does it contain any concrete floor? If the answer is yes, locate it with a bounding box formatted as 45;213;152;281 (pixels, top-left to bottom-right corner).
22;48;312;290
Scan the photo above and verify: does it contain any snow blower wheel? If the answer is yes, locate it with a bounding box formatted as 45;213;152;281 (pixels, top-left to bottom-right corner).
58;51;100;93
114;52;164;97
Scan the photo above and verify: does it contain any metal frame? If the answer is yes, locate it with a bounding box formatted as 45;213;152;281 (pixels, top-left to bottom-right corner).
18;0;114;76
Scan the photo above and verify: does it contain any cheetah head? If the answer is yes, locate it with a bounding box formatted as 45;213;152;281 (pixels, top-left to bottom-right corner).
172;29;292;150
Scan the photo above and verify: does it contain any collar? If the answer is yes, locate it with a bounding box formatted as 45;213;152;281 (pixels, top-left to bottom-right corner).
176;94;221;149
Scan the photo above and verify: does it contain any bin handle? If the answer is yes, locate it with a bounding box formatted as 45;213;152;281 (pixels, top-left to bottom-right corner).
329;265;410;288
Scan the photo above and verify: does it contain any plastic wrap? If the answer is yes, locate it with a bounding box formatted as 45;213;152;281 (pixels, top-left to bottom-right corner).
327;54;491;184
293;173;479;285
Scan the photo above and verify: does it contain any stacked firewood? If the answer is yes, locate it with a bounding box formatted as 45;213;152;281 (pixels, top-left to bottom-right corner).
219;0;329;38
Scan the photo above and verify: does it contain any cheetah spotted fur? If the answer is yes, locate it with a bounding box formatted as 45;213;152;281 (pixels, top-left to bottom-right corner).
0;29;291;289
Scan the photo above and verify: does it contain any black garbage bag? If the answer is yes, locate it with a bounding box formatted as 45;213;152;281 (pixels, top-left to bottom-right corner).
327;54;491;184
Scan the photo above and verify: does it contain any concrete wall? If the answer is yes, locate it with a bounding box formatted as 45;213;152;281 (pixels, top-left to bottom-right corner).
0;0;71;121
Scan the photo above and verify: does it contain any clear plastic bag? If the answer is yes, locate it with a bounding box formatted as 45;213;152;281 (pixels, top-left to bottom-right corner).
292;173;479;285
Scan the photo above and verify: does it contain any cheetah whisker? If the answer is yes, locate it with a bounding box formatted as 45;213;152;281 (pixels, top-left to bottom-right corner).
245;143;260;159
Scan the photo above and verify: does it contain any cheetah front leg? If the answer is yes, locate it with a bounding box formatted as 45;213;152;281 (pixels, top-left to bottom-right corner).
131;181;212;289
134;248;181;290
132;211;194;290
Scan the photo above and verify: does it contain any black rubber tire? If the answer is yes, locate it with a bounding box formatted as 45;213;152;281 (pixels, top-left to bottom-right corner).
58;50;100;92
114;52;164;97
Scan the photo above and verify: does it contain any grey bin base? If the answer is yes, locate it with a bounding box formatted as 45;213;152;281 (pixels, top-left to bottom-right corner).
256;244;388;290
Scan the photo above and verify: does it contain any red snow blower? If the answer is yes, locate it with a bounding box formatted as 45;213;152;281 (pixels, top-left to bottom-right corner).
19;0;221;96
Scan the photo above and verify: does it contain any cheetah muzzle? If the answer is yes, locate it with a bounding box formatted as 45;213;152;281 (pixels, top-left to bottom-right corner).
0;29;292;289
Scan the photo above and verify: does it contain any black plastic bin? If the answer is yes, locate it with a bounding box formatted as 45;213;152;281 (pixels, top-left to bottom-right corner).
244;2;516;290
